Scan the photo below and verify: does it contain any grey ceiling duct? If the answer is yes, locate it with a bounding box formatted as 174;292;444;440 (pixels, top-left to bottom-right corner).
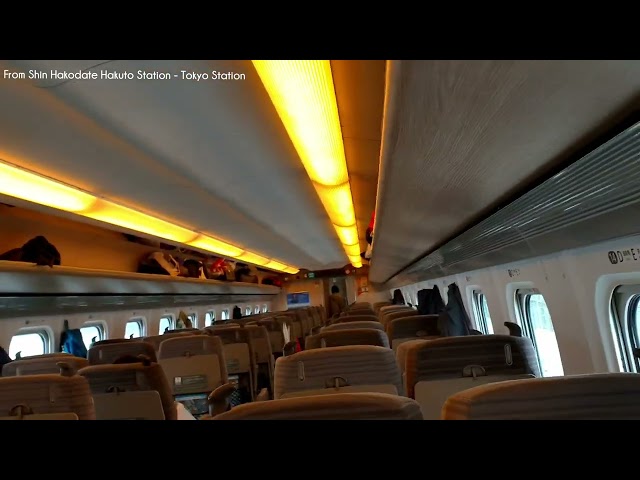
386;121;640;288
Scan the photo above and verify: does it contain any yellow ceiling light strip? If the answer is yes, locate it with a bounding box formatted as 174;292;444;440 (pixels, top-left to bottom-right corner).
84;198;200;244
0;160;97;212
265;260;287;271
348;255;363;268
0;159;298;274
237;251;269;266
187;235;244;258
253;60;362;269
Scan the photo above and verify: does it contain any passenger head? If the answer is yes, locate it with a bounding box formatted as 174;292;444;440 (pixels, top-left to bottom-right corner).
331;285;339;294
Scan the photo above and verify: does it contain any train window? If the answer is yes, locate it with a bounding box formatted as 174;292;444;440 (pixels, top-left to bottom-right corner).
472;291;494;334
609;284;640;372
205;311;216;327
221;309;229;320
9;331;48;359
80;323;104;348
187;313;197;328
125;320;143;339
159;315;173;334
262;304;268;313
515;289;564;377
245;306;251;316
254;305;260;314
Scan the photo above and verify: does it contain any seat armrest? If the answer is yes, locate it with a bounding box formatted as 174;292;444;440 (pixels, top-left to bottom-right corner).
207;382;236;416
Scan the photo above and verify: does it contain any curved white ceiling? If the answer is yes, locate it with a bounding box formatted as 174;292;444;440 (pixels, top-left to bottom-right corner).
371;60;640;284
0;59;351;271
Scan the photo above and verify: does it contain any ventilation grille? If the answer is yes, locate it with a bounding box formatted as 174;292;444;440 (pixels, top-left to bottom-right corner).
389;121;640;286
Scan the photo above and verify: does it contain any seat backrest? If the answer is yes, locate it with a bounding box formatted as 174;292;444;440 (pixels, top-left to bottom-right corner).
274;345;402;399
93;390;166;420
404;335;540;419
395;338;438;378
442;373;640;420
244;325;273;365
378;305;411;317
257;317;286;355
334;314;379;324
373;302;392;314
211;392;424;420
91;338;135;347
383;309;420;327
305;329;390;350
350;302;372;310
322;321;385;333
343;308;376;317
78;358;176;420
296;309;313;335
0;371;95;420
158;335;228;396
88;340;157;364
3;354;89;376
143;331;194;352
164;328;202;334
387;315;440;350
279;312;303;340
205;326;253;375
0;412;79;420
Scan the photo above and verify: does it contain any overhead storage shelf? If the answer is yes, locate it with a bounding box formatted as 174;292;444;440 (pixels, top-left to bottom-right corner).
0;261;280;296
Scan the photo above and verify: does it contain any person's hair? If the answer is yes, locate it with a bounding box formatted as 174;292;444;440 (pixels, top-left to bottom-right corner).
331;285;339;294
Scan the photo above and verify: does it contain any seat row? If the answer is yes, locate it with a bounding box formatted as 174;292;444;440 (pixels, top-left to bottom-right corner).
3;301;640;419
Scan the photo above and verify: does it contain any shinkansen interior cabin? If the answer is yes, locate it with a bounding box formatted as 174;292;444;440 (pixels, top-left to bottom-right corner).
2;59;640;420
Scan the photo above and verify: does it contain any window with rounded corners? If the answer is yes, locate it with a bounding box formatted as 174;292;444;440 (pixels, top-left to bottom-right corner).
245;306;251;316
472;290;494;334
187;313;197;328
262;304;268;313
80;323;105;349
515;289;564;377
610;285;640;372
125;319;144;339
159;316;173;334
9;331;48;359
205;311;216;327
254;305;260;314
221;309;229;320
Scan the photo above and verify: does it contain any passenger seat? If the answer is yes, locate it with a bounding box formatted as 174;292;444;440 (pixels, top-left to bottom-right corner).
209;392;424;420
0;367;95;420
79;355;175;420
157;335;235;418
442;372;640;420
274;345;402;399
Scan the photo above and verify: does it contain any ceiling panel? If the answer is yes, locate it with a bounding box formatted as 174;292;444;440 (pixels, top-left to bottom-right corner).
370;60;640;284
0;59;354;270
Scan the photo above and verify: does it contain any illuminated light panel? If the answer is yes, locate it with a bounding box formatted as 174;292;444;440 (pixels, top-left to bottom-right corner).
253;60;361;268
187;235;245;258
0;160;97;212
283;266;300;274
265;260;287;271
348;255;363;268
334;224;359;246
343;243;361;257
314;182;356;227
238;251;269;266
84;199;199;244
252;60;348;186
0;160;300;272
